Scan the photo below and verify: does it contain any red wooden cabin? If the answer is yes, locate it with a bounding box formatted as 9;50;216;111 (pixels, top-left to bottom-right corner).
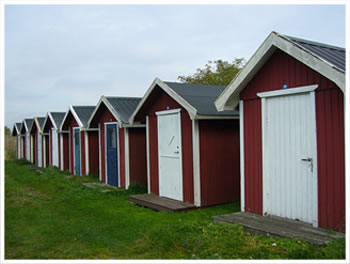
60;105;99;176
130;78;240;207
215;32;345;231
88;96;147;188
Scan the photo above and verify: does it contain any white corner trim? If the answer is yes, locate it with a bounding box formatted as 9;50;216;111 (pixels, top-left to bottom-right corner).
257;84;318;98
125;128;130;189
146;116;151;193
239;100;245;212
192;119;201;207
310;91;318;227
85;131;89;175
60;133;64;170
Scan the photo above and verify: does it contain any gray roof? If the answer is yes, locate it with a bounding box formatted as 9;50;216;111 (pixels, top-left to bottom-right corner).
24;118;33;131
164;82;239;116
12;122;21;136
72;106;96;127
105;97;142;123
50;112;66;128
286;35;345;72
15;122;21;132
37;117;46;129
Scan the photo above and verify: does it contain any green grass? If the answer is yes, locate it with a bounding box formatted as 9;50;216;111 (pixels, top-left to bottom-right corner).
5;160;345;259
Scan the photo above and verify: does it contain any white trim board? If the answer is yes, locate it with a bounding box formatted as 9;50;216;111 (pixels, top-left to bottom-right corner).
257;84;318;98
192;119;201;207
146;116;151;193
125;128;130;189
85;131;89;175
215;31;345;111
239;100;245;212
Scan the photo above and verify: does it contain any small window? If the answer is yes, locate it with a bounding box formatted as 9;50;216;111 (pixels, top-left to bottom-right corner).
108;127;116;148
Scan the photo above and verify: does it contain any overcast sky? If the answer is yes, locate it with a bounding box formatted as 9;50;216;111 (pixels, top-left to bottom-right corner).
4;4;346;128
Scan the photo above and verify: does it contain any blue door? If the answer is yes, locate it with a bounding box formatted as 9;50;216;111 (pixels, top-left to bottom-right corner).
106;124;118;186
74;128;81;175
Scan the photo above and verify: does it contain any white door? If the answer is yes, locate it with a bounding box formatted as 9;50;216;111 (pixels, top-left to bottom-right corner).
38;132;42;167
52;128;59;167
157;109;183;201
261;88;318;226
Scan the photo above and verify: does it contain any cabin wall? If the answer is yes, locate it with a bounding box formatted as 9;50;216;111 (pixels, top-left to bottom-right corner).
88;131;99;175
128;127;147;187
199;119;240;206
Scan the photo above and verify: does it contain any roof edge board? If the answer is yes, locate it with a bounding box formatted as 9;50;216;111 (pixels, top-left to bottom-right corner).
70;105;84;128
87;96;105;128
215;32;345;111
48;112;58;129
103;96;125;126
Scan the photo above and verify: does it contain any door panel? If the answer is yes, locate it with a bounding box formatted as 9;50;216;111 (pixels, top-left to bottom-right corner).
157;110;183;201
106;124;118;186
263;92;317;225
74;128;81;175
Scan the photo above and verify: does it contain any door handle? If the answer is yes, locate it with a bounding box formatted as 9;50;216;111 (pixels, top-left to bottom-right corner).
301;157;313;172
301;158;312;162
174;151;179;154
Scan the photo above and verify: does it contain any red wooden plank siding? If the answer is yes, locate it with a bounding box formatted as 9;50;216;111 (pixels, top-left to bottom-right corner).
81;131;86;175
240;49;345;230
45;135;50;167
128;127;147;187
58;133;61;169
148;115;159;194
88;131;99;175
199;119;240;206
63;133;69;171
49;129;53;165
41;136;44;166
32;133;37;165
316;87;345;231
181;111;194;204
119;127;126;187
243;100;262;214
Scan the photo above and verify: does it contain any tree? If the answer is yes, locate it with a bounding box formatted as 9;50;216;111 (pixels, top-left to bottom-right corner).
178;58;245;86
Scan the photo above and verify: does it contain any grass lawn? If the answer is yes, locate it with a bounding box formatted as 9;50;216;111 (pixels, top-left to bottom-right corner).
5;160;345;259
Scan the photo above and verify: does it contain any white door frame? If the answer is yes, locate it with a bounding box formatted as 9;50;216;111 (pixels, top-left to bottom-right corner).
73;127;82;176
258;84;318;227
156;108;183;201
104;122;120;186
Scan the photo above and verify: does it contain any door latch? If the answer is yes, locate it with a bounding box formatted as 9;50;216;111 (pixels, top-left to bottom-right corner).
301;157;313;172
